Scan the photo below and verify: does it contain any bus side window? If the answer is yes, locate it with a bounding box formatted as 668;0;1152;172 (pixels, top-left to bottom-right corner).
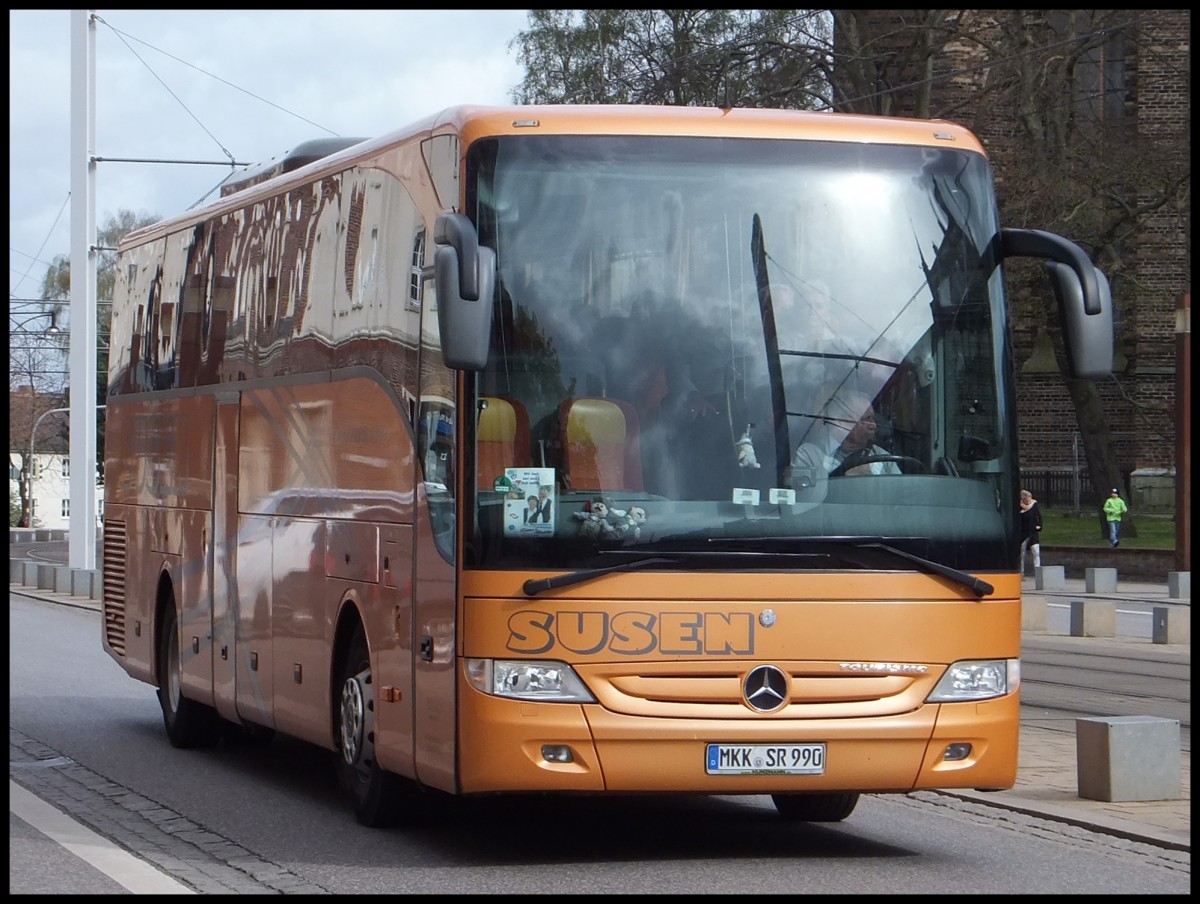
418;402;455;490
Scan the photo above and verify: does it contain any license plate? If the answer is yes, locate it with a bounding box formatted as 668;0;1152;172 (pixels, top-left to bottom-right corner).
706;743;826;775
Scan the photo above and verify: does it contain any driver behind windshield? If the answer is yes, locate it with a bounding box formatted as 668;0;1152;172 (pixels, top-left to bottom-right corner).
792;388;901;477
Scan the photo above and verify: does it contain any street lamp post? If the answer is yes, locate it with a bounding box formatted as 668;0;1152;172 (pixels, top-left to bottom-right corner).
10;301;111;531
9;307;61;337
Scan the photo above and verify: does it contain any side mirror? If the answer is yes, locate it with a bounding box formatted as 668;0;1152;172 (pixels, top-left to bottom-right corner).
1044;263;1114;378
1000;227;1113;379
1001;228;1100;314
434;213;495;371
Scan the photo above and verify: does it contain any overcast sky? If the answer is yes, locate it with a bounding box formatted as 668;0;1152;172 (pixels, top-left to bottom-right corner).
8;9;531;308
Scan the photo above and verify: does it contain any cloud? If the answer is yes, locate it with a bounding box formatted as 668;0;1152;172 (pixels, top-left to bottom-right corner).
9;9;529;299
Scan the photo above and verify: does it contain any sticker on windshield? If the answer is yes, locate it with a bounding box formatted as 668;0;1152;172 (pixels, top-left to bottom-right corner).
732;487;761;506
504;467;556;536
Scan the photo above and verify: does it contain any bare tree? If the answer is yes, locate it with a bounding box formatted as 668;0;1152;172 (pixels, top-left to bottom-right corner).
944;10;1188;536
510;10;833;109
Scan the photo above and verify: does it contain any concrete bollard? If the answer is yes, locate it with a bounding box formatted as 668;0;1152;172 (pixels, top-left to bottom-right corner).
36;563;56;590
1069;599;1116;637
1167;571;1190;599
21;561;39;586
70;569;93;598
1076;716;1182;802
1152;607;1191;645
1021;596;1047;631
1084;567;1118;593
9;559;24;582
1035;565;1066;590
52;565;72;593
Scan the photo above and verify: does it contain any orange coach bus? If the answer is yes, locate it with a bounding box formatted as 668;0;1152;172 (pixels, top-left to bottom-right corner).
101;103;1112;827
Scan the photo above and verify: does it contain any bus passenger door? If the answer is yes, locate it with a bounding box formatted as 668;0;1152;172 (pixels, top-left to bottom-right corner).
370;519;417;779
406;392;460;794
211;393;240;723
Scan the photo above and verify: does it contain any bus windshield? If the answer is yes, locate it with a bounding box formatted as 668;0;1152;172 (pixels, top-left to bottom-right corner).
465;134;1016;574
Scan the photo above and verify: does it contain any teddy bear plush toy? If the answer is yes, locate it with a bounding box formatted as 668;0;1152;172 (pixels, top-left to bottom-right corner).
607;504;647;541
573;498;614;539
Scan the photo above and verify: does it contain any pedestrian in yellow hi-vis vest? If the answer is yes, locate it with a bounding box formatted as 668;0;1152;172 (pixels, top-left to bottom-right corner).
1103;488;1128;547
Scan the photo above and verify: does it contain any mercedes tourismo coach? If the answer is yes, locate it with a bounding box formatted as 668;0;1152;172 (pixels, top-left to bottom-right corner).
101;104;1112;826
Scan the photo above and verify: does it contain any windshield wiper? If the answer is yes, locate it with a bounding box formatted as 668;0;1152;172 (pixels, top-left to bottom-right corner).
859;541;994;598
522;550;789;596
702;536;994;598
523;556;677;596
522;541;993;599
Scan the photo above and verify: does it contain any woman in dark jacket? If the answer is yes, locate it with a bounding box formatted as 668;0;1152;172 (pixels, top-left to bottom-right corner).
1019;488;1043;575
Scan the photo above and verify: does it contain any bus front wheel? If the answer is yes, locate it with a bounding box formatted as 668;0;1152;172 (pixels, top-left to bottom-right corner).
336;624;406;827
156;599;220;748
771;791;860;822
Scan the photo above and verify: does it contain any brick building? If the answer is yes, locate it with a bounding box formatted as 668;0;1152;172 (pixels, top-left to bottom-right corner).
835;10;1189;510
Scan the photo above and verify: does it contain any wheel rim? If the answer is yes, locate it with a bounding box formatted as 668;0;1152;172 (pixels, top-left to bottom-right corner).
340;668;369;773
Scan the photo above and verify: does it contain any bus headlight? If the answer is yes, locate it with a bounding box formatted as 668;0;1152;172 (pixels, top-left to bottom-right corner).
926;659;1020;702
466;659;596;702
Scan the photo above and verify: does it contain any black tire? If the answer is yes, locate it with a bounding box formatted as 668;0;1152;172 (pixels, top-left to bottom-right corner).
771;791;860;822
336;623;407;827
157;599;220;748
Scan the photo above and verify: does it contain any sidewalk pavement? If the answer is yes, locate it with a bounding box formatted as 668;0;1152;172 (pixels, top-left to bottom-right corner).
944;574;1189;852
1027;572;1191;609
9;574;1191;852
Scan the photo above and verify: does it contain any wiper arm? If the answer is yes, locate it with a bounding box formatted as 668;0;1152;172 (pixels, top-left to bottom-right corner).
521;542;992;599
522;550;788;596
860;542;994;598
523;556;677;596
700;536;994;598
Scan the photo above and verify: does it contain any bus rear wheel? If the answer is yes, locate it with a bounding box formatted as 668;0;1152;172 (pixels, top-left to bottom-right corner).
771;791;860;822
336;624;406;827
157;599;220;748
